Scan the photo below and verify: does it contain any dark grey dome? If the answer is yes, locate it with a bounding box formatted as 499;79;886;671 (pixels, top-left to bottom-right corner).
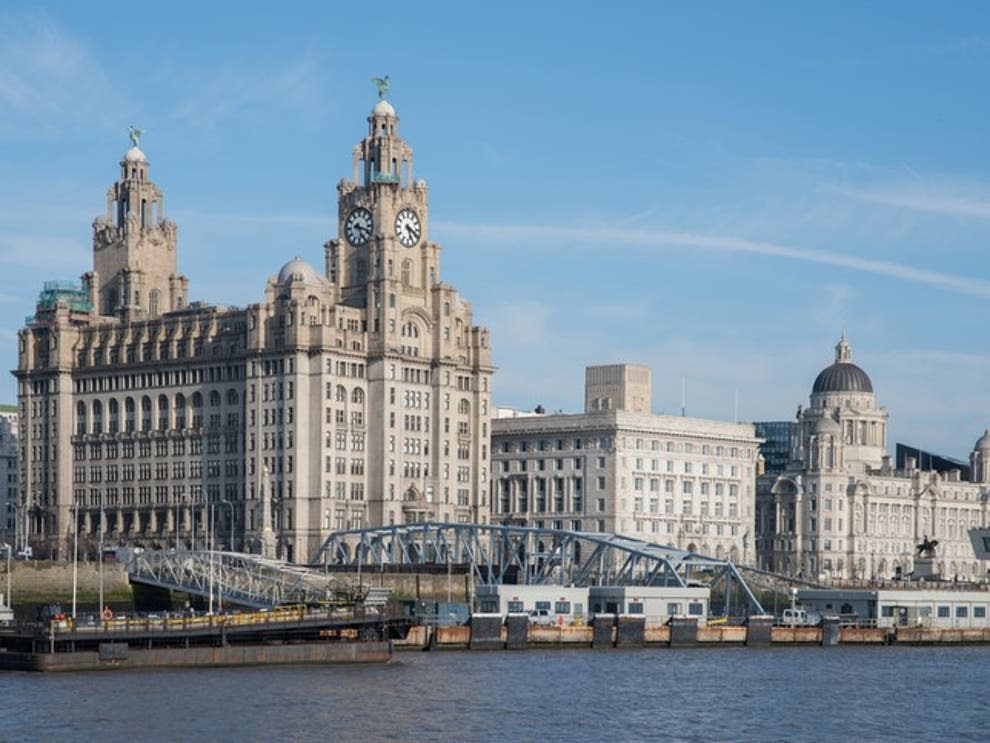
812;362;873;394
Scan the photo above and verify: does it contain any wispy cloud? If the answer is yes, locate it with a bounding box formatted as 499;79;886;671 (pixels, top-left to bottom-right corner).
840;183;990;219
0;233;88;271
0;13;125;136
487;300;550;347
173;52;327;132
171;209;326;227
435;221;990;299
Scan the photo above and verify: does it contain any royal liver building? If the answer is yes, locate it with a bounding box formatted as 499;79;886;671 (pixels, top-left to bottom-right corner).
14;91;494;563
756;336;989;582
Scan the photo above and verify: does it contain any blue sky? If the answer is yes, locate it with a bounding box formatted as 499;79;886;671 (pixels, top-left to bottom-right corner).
2;2;990;457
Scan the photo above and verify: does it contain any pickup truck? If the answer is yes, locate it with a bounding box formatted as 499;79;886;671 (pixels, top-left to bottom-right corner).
528;609;556;626
780;608;820;626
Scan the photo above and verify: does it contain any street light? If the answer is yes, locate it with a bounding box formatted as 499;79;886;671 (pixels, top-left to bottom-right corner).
208;501;224;614
2;542;11;612
71;501;79;621
97;490;105;627
220;499;234;552
9;502;23;554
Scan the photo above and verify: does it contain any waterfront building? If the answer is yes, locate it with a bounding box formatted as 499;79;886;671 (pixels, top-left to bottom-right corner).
797;588;990;629
753;421;797;474
895;443;970;479
0;406;17;546
756;335;990;582
491;364;761;564
13;93;493;562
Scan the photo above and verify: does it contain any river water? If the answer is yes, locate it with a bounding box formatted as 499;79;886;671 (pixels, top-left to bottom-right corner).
2;646;987;741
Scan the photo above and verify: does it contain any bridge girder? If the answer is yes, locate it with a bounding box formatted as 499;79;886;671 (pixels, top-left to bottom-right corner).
313;523;765;614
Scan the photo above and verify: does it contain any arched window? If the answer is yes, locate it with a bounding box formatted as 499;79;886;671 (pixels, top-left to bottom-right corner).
226;388;239;406
458;399;470;415
157;394;169;430
149;289;160;317
209;390;221;408
108;398;120;434
141;396;152;432
351;388;365;405
91;400;103;434
76;401;87;436
336;385;347;403
125;397;136;432
191;392;203;428
401;322;419;338
401;259;412;287
175;394;187;429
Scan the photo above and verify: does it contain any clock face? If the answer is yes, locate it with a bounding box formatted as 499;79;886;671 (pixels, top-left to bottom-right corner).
394;208;421;247
344;207;373;246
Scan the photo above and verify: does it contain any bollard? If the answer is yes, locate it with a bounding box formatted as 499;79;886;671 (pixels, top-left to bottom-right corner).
505;614;529;650
745;616;774;647
616;615;645;647
469;614;504;650
821;616;841;647
668;617;698;647
592;614;616;649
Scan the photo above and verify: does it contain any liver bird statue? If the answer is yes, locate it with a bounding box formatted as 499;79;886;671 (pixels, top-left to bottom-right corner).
372;75;390;100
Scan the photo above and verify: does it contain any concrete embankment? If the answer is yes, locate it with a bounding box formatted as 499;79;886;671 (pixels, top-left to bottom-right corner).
394;615;990;650
2;562;469;621
3;561;132;621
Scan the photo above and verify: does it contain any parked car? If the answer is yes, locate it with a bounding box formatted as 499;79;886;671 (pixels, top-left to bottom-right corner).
528;609;555;626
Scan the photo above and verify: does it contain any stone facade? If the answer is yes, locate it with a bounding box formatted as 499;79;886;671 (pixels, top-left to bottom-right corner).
13;95;493;563
492;364;761;563
756;336;990;581
0;406;17;545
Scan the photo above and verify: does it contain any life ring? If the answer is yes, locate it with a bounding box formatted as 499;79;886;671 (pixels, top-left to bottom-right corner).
556;614;565;627
102;607;113;621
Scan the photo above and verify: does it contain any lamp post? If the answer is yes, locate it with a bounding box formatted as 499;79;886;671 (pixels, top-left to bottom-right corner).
174;492;181;552
2;542;11;611
98;491;105;626
207;502;214;615
220;499;234;552
71;501;79;621
9;502;22;554
208;501;223;614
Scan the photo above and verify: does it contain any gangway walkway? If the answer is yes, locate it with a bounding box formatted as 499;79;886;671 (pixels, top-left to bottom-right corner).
128;550;377;610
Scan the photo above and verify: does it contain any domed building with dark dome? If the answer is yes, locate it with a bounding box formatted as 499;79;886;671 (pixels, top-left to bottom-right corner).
756;336;990;584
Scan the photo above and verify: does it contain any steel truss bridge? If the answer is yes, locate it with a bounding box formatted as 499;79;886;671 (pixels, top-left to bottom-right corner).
313;523;766;614
128;550;384;610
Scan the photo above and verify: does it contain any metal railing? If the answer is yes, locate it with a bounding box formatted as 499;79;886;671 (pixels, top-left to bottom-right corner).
128;550;378;609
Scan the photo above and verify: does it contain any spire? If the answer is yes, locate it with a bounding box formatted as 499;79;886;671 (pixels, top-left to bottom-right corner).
835;333;852;363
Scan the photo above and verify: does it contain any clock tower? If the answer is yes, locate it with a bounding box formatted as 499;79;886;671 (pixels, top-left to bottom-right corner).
323;87;494;529
327;97;436;325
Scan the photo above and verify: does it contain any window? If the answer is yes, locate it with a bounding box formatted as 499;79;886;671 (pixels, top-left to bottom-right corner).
628;602;644;614
937;606;950;618
554;601;571;614
507;601;524;613
955;606;969;618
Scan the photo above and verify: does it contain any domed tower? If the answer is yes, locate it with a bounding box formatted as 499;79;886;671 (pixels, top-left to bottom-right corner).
797;334;887;473
327;90;430;318
87;130;188;319
970;430;990;483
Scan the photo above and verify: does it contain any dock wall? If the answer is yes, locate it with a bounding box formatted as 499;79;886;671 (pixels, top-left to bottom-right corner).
0;641;391;672
394;620;990;651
